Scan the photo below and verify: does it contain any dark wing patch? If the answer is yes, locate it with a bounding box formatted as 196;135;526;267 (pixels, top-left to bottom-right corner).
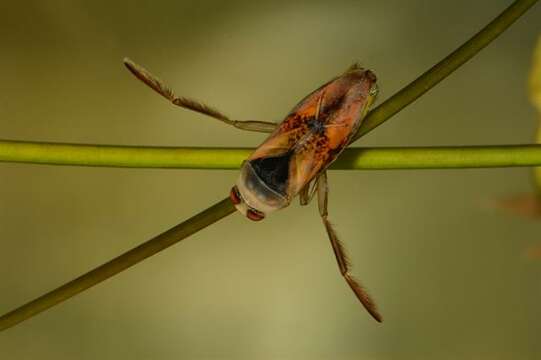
249;151;293;196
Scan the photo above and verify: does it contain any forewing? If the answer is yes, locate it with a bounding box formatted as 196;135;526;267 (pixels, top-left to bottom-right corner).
247;89;325;160
246;67;376;199
287;71;376;195
288;131;333;195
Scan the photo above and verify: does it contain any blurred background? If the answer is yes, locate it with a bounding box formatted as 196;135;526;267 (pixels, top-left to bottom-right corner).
1;0;541;359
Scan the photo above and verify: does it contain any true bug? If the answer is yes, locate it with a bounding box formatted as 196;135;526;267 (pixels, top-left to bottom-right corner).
124;58;382;322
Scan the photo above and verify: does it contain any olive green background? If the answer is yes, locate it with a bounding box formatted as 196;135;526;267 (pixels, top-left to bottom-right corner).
1;1;541;359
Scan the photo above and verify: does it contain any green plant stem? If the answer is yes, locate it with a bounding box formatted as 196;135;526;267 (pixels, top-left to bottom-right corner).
0;198;235;332
0;0;538;332
334;144;541;169
353;0;539;141
2;140;541;169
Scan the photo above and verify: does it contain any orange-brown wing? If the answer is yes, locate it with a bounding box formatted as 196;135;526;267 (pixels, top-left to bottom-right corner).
285;70;377;196
247;86;327;160
246;67;376;199
247;113;342;198
288;130;334;196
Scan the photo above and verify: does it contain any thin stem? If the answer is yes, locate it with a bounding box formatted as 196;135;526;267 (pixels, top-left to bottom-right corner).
335;144;541;169
2;140;541;169
0;198;235;332
353;0;539;141
0;0;538;332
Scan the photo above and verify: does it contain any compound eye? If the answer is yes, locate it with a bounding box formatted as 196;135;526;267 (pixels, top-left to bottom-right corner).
230;186;242;205
246;208;265;221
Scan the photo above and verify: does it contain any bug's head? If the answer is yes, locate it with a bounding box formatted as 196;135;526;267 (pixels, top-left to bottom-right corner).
230;185;266;221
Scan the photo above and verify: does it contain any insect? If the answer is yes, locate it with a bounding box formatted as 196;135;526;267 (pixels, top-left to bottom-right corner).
124;58;382;322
